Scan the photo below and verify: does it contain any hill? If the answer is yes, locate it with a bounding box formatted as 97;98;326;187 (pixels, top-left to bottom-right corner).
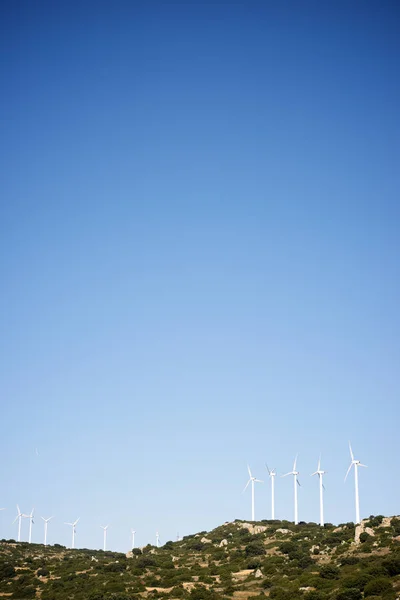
1;516;400;600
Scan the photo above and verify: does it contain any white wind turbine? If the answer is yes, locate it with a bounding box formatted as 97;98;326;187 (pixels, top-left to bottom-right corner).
41;516;54;546
65;518;79;548
100;525;109;551
266;464;277;520
282;455;301;525
243;465;263;521
131;529;136;549
345;442;367;524
156;531;160;548
311;456;326;526
12;505;24;542
24;508;34;543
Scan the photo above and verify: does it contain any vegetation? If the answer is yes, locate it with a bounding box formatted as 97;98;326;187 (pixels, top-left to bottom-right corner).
0;515;399;599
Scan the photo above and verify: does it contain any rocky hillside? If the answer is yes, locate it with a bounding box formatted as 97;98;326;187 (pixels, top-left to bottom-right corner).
1;516;399;600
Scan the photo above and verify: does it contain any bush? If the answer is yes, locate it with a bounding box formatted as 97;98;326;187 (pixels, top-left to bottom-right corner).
359;532;371;543
247;558;262;569
364;577;392;597
336;589;362;600
340;557;359;566
342;572;373;591
319;565;340;579
279;542;296;555
382;555;400;576
37;567;50;577
245;541;266;556
0;562;16;580
391;517;400;536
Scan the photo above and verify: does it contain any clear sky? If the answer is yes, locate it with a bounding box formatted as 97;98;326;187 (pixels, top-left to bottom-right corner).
0;0;399;552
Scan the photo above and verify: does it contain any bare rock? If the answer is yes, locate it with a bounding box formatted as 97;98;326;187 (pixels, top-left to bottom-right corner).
276;528;291;535
254;569;263;578
201;537;212;544
219;539;228;547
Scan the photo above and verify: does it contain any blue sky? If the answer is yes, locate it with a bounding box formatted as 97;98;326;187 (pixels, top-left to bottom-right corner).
0;0;399;551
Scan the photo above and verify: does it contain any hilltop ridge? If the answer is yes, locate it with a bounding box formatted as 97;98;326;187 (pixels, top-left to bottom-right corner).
1;515;400;599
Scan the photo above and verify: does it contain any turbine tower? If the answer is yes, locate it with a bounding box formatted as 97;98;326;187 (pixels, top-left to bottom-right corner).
345;442;367;524
243;465;263;521
282;455;301;525
131;529;136;549
24;508;34;543
156;531;160;548
12;505;23;542
41;516;53;546
311;456;326;526
266;464;277;519
64;518;79;548
100;525;109;551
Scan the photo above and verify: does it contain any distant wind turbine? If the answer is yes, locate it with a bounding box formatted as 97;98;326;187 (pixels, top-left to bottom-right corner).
156;531;160;548
41;516;54;546
65;518;79;548
266;464;277;519
12;505;24;542
243;465;263;521
345;442;367;524
24;508;34;543
282;455;301;525
100;525;109;551
311;456;326;526
131;529;136;549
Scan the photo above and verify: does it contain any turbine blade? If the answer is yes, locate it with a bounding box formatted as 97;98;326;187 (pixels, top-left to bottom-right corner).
344;462;353;482
247;465;252;478
311;471;317;476
317;454;321;472
297;479;301;486
12;516;18;524
281;472;291;478
349;441;354;461
254;478;263;483
265;464;271;475
293;454;298;471
359;463;367;468
242;479;251;493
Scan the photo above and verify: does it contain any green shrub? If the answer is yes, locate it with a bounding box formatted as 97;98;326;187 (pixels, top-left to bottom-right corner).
341;573;372;591
0;562;16;580
364;577;392;597
245;541;265;557
365;515;384;528
336;589;362;600
319;565;340;579
359;532;371;543
382;555;400;576
391;517;400;536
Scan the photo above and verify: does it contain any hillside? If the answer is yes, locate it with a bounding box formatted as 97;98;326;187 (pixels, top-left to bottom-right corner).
1;516;400;600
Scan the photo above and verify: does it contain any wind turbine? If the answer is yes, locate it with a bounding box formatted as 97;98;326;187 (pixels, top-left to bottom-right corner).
243;465;263;521
266;464;277;519
156;531;160;548
64;518;79;548
12;505;24;542
311;456;326;526
24;508;34;543
131;529;136;549
282;455;301;525
41;516;53;546
345;442;367;524
100;525;109;551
